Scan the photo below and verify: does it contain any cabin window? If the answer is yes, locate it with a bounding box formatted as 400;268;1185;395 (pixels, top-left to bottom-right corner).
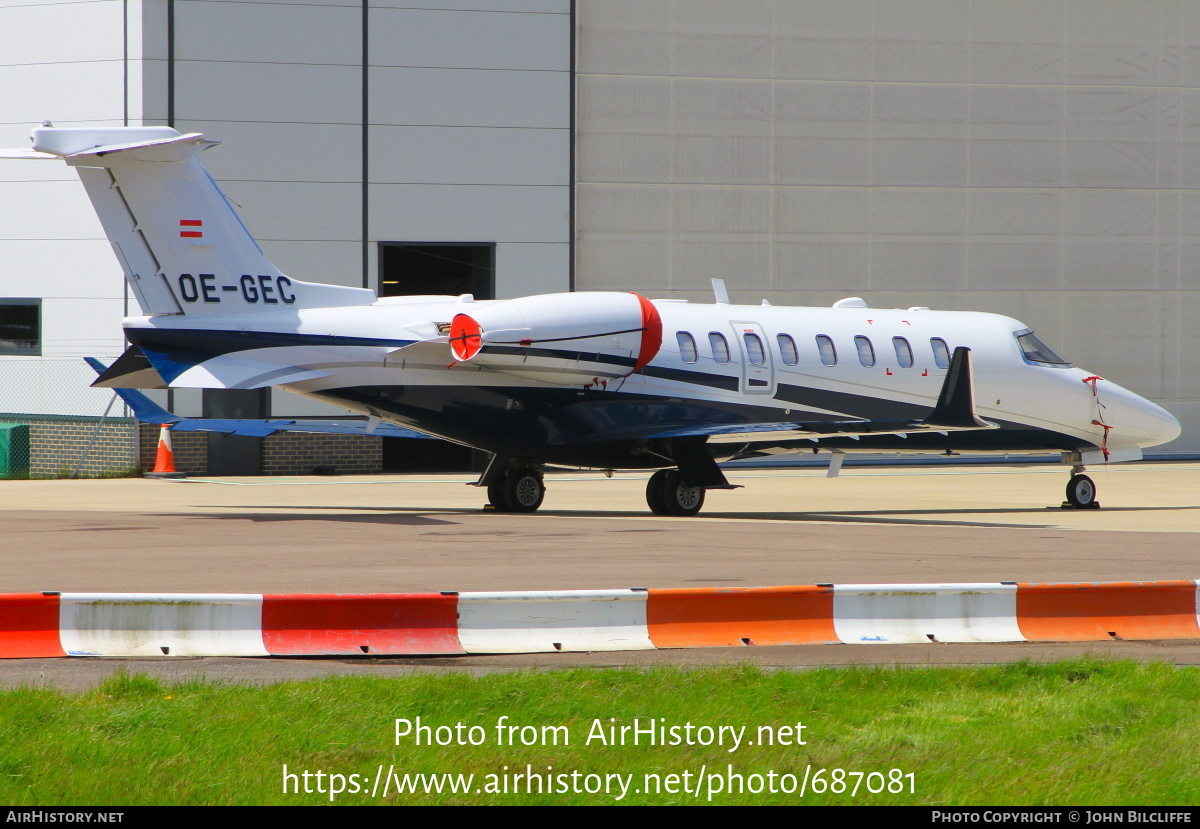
930;338;950;369
816;335;837;366
855;335;875;367
743;333;766;365
893;336;913;368
709;332;731;364
0;299;40;356
777;334;798;366
676;331;697;363
1014;328;1072;367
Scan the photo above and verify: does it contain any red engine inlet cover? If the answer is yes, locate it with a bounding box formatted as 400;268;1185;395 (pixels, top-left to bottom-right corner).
633;293;663;372
449;314;483;361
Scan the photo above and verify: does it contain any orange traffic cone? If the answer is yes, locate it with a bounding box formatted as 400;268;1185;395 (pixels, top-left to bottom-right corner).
144;425;185;478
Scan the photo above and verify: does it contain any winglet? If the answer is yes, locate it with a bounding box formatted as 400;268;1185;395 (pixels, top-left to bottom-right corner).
84;358;179;425
923;347;993;429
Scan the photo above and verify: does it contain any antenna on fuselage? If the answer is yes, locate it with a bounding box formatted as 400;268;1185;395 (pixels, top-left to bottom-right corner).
711;278;730;304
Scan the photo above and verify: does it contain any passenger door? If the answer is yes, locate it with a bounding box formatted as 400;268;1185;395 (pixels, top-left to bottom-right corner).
730;321;775;396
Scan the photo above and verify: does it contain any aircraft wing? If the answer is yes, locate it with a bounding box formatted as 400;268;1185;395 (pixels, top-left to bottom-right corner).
609;346;996;444
156;417;436;439
85;358;435;440
640;418;993;444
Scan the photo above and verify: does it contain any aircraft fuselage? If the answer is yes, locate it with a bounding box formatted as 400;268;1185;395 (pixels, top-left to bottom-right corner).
121;295;1178;470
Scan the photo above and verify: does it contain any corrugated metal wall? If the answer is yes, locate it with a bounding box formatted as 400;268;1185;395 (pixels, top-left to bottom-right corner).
166;0;572;301
0;0;571;418
575;0;1200;452
0;0;132;360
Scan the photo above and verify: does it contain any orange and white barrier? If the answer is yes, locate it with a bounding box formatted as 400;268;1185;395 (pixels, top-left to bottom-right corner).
0;594;65;658
646;585;837;648
1015;580;1200;641
261;593;461;655
831;583;1025;644
59;593;269;657
457;589;655;653
2;581;1198;658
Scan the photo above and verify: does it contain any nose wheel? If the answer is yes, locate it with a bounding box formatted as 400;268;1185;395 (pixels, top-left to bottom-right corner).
1063;472;1100;509
646;469;706;517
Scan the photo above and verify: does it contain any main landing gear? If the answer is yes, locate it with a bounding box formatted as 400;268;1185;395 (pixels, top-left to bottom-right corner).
1063;465;1099;509
476;454;547;512
487;467;545;513
645;469;706;517
476;449;730;517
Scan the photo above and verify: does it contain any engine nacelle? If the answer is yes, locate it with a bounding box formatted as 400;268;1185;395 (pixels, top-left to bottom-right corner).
449;292;662;385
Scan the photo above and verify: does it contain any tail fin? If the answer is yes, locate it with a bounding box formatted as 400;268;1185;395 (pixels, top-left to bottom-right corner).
32;126;374;317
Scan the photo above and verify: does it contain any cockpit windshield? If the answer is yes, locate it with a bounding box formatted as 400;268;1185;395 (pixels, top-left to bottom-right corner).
1014;328;1072;367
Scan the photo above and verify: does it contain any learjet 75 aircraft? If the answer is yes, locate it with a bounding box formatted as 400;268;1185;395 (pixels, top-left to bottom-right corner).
3;126;1181;515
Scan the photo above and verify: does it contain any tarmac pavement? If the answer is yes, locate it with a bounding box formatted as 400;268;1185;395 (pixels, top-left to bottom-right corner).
3;461;1198;687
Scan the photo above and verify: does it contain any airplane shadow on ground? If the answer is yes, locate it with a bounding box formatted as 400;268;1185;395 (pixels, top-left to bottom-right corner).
676;504;1200;529
164;503;1200;530
166;509;463;526
167;503;1039;529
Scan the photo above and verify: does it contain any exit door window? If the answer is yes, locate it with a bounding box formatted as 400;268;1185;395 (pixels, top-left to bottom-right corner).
743;333;765;365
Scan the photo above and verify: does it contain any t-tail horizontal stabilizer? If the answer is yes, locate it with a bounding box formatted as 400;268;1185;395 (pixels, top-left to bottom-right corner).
921;346;994;430
85;358;435;440
15;125;375;318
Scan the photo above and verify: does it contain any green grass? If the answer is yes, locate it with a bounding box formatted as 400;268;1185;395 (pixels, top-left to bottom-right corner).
1;660;1197;805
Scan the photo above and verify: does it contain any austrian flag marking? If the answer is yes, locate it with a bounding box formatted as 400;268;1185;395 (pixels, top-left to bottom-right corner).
180;219;203;238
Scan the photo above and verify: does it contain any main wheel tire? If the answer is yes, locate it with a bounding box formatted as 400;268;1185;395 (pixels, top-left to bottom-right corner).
646;469;672;515
487;478;509;511
659;470;705;517
1066;473;1096;507
501;468;545;513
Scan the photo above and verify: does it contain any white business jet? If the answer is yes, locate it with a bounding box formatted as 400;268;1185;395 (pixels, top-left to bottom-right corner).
3;126;1181;516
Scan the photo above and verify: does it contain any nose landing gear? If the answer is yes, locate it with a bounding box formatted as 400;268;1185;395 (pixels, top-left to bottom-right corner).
1062;465;1100;509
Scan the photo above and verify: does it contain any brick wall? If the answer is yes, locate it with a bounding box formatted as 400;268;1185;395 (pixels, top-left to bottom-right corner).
262;433;382;475
138;426;383;476
0;414;139;478
0;414;387;478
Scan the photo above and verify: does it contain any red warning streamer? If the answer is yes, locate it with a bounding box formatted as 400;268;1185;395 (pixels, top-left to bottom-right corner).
1083;376;1112;460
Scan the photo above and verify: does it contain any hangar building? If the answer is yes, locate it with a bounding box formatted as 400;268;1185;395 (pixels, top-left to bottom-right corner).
0;0;1195;474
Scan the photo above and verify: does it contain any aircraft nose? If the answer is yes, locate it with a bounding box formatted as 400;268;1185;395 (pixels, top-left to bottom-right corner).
1153;402;1183;445
1099;382;1181;448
